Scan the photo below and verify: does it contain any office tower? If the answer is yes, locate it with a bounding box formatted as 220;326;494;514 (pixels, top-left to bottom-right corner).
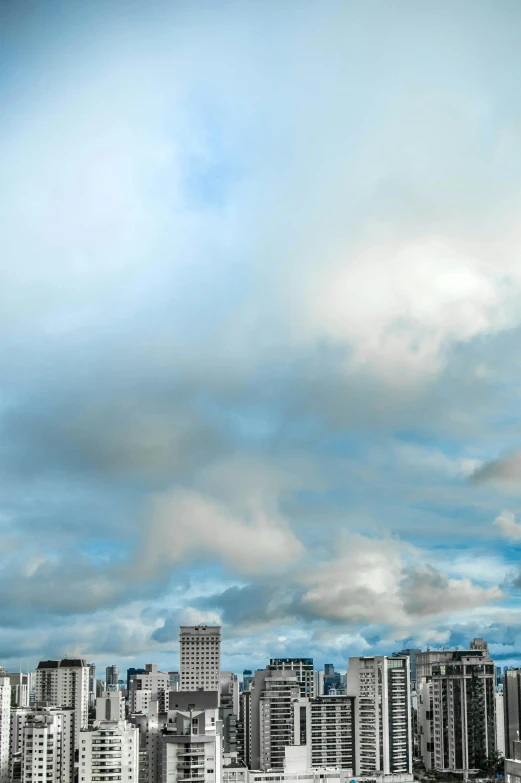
96;691;125;722
431;650;495;773
159;706;222;783
259;672;300;770
497;690;506;756
79;719;139;782
504;669;521;758
179;626;221;694
0;678;9;783
106;665;119;688
127;667;146;694
392;649;421;691
129;664;170;714
35;658;89;746
294;694;354;770
12;705;75;783
242;671;253;692
347;655;412;776
268;658;314;698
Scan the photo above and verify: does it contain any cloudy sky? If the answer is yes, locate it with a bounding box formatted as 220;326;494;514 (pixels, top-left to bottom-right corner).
2;0;521;677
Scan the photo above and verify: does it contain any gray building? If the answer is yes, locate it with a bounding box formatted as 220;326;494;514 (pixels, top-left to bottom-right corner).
504;668;521;758
294;695;355;770
267;659;314;698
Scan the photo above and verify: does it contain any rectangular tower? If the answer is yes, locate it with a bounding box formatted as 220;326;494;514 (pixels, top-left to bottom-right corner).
347;655;412;776
268;658;314;698
0;678;10;783
179;626;221;694
35;659;89;747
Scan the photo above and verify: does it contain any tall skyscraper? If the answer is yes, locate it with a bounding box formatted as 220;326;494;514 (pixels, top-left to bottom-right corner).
106;665;119;688
259;673;300;770
179;626;221;693
35;659;89;747
0;678;10;783
431;650;496;774
267;658;314;698
347;655;412;776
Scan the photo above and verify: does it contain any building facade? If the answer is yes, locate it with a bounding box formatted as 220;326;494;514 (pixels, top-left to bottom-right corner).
11;705;75;783
129;664;170;714
106;665;120;688
294;695;354;770
259;673;300;770
431;651;496;774
267;660;314;699
179;626;221;695
0;678;9;783
347;656;412;777
504;668;521;758
96;691;126;722
159;707;222;783
79;719;139;783
35;659;89;746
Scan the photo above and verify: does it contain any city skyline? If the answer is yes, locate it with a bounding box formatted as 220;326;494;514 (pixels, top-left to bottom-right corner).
2;0;521;673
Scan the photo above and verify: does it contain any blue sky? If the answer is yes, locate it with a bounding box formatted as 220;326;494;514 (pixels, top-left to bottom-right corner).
2;0;521;676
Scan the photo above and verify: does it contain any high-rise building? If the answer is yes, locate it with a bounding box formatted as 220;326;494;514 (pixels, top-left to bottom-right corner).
126;667;146;694
242;671;253;692
504;668;521;759
80;720;139;782
267;659;314;698
0;678;10;783
96;691;125;722
11;705;75;783
179;626;221;694
35;659;89;746
294;694;354;770
106;665;119;688
347;655;412;776
392;649;421;691
431;650;496;774
259;672;300;770
220;672;240;755
87;663;96;708
497;690;506;756
129;664;170;714
169;671;180;692
159;706;222;783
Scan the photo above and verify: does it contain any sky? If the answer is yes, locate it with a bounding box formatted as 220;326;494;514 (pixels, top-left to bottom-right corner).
2;0;521;678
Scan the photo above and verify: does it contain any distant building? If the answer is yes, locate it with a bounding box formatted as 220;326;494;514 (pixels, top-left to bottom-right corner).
129;663;169;714
242;670;253;692
392;649;421;690
126;667;146;694
106;665;119;688
96;691;125;722
35;658;89;746
180;625;221;695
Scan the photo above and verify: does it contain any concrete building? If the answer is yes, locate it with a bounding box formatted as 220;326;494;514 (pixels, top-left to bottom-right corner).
497;690;506;756
347;655;412;776
416;650;455;683
106;665;119;688
79;719;139;783
506;739;521;783
35;659;89;746
313;671;324;697
180;626;221;695
418;678;434;770
11;704;75;783
159;705;222;783
504;668;521;758
96;690;125;722
0;678;10;783
239;688;252;767
242;671;254;693
431;650;496;774
392;650;421;692
259;672;300;770
127;668;146;694
220;674;240;755
129;664;170;714
294;695;354;770
268;659;314;698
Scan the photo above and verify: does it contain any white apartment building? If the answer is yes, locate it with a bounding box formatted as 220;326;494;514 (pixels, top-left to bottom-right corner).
293;695;355;770
159;706;222;783
430;651;496;774
11;704;75;783
130;664;170;714
267;660;315;699
96;691;125;722
347;656;412;777
259;673;300;771
180;626;221;695
79;720;139;783
0;678;10;783
35;659;89;746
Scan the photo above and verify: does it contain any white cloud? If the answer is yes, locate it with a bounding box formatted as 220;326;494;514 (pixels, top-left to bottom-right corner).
493;510;521;540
